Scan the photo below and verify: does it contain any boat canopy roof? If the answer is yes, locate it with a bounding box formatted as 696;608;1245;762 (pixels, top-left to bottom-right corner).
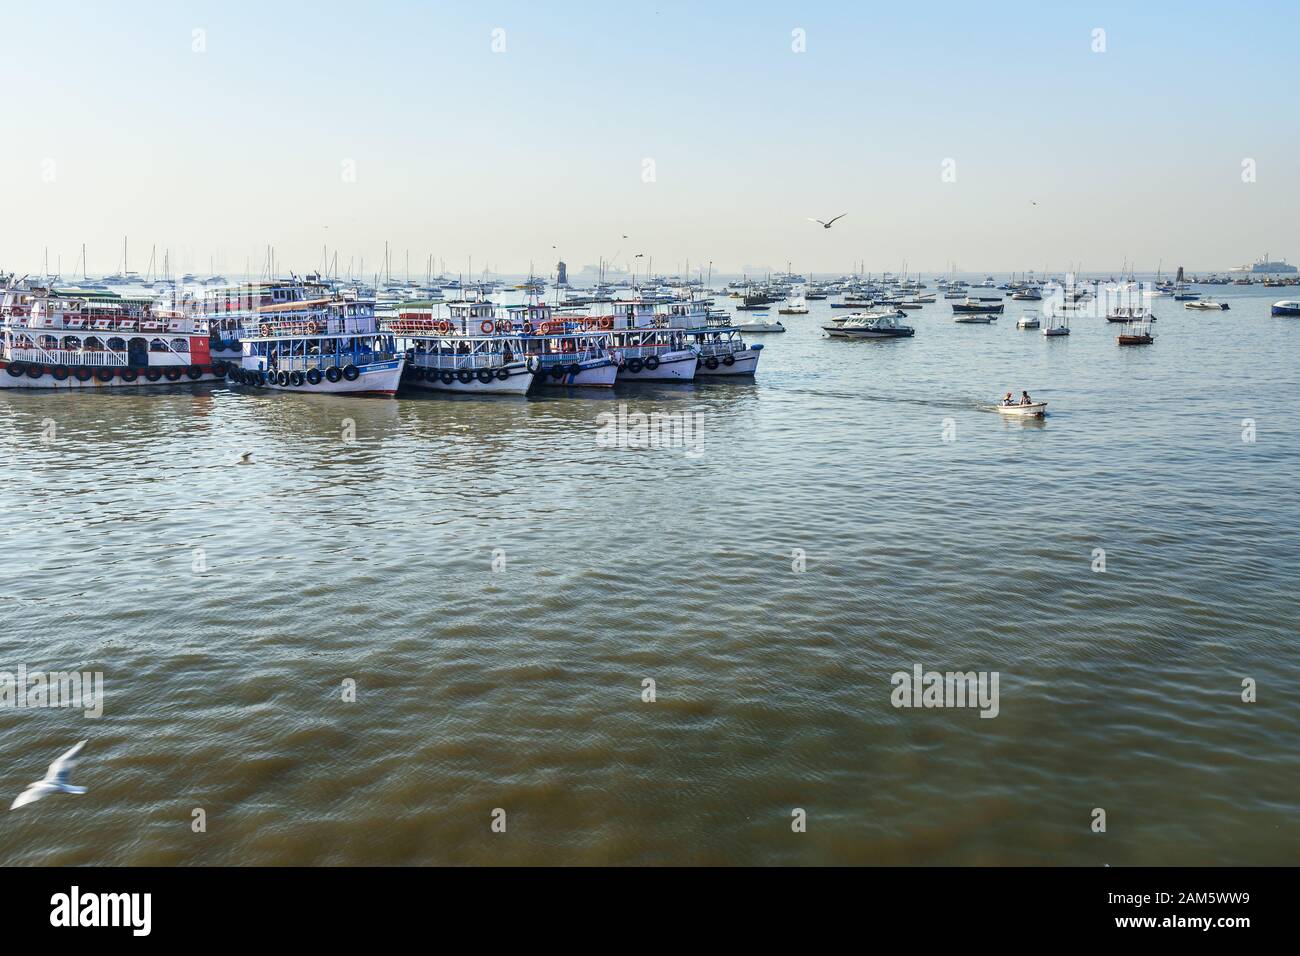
258;297;334;313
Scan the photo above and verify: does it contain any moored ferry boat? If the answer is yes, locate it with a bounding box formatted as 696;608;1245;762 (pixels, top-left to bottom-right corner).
1;281;228;389
509;303;618;387
219;293;404;396
603;300;698;381
385;300;535;395
662;300;762;376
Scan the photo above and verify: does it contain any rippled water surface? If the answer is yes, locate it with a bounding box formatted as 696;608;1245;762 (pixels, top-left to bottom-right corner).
2;283;1297;865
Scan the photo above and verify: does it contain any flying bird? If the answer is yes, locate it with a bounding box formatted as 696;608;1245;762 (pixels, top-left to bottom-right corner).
234;451;254;465
11;740;88;810
807;214;847;229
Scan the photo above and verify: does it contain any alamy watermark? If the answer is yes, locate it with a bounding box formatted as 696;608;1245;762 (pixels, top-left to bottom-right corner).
0;666;103;718
596;403;705;458
890;664;1000;718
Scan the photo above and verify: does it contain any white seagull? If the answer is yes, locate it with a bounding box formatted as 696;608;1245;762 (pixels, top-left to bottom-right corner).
807;214;847;229
234;451;254;465
11;740;88;810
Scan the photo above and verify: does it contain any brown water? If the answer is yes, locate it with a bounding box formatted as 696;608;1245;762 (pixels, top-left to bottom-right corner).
1;282;1297;864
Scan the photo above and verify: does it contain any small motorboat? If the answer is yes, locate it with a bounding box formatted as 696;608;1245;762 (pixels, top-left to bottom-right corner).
732;317;785;333
954;313;996;324
1271;299;1300;316
996;401;1047;418
952;298;1004;315
1185;299;1229;311
1016;313;1040;329
837;313;915;339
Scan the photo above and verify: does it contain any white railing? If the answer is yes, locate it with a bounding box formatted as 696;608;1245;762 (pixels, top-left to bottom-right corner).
413;353;510;371
8;347;129;367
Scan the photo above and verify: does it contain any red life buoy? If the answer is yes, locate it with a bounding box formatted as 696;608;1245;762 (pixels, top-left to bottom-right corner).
480;320;494;334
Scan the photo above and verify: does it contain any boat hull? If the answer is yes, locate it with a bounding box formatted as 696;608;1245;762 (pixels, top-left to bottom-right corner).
996;403;1047;418
616;350;698;381
230;359;404;396
0;363;224;390
695;348;761;376
533;358;618;387
402;362;534;395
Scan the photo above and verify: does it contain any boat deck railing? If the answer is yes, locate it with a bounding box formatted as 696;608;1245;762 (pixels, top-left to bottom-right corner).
246;316;373;338
7;346;131;367
260;351;398;372
6;315;199;335
411;352;514;371
531;348;607;364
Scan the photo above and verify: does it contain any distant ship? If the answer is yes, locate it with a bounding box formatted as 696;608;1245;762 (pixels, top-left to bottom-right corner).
1230;254;1297;274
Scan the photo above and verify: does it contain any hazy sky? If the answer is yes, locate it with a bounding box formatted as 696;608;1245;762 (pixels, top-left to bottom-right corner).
2;1;1295;277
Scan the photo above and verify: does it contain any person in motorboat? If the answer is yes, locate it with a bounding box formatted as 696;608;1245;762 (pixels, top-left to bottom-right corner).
1002;392;1015;406
1020;390;1033;405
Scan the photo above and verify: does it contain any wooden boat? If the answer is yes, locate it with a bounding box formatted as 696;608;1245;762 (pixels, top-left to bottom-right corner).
1117;321;1154;345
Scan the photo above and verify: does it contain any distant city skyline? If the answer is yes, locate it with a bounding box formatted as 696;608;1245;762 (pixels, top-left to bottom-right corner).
1;1;1295;277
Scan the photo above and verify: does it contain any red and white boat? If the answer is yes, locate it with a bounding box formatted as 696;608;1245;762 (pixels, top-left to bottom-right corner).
1;278;229;389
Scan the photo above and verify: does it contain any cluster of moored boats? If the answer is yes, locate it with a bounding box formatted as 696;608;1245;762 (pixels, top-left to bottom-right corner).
0;274;763;395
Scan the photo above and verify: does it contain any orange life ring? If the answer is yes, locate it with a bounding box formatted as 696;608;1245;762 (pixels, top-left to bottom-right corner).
480;320;495;334
599;316;614;330
259;323;271;337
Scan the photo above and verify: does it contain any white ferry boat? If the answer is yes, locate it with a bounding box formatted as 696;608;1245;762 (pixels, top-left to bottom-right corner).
1;280;228;389
385;300;535;395
661;300;763;376
221;293;404;396
511;304;618;387
604;300;698;381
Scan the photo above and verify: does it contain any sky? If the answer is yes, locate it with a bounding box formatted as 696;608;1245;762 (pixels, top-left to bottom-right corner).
1;0;1296;278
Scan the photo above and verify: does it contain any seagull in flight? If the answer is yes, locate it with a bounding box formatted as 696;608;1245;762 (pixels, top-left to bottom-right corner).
807;214;847;229
11;740;88;810
234;451;254;465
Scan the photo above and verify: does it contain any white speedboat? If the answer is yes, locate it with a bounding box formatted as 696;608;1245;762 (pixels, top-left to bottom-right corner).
1185;298;1229;311
732;317;785;333
996;401;1047;418
1016;313;1040;329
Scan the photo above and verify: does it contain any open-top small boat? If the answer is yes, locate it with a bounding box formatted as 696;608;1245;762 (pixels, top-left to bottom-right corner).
1117;321;1154;345
996;401;1047;418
